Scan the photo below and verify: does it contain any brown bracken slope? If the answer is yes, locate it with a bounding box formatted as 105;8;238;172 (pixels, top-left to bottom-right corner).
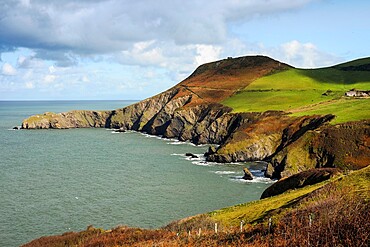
171;56;291;105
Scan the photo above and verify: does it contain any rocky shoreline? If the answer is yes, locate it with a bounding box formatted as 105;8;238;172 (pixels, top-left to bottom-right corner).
21;87;369;179
20;56;370;179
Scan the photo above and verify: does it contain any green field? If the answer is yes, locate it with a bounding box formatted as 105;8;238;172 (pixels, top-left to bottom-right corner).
222;59;370;124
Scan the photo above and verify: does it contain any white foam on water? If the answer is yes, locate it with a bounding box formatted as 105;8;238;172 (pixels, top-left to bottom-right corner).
191;160;214;166
230;176;276;184
214;171;237;175
170;153;185;156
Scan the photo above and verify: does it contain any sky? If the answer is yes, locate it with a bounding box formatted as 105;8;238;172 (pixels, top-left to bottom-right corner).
0;0;369;100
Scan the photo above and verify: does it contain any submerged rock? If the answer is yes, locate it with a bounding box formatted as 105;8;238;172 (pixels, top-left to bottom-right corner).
242;167;253;180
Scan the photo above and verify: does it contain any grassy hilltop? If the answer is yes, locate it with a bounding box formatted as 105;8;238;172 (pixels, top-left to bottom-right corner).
222;57;370;124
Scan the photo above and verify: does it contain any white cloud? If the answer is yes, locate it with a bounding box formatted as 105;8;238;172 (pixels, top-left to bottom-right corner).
44;74;57;83
25;81;35;89
48;65;56;73
218;39;341;68
2;63;17;75
277;40;341;68
80;75;90;83
194;45;222;66
120;40;166;67
0;0;316;59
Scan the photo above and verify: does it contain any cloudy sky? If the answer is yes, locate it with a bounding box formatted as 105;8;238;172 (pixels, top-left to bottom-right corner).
0;0;369;100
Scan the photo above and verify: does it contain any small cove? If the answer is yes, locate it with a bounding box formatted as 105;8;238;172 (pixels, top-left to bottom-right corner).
0;101;273;246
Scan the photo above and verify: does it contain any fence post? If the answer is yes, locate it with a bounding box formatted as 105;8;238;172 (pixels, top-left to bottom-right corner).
215;223;218;234
268;218;272;234
198;228;201;237
240;220;244;232
309;213;313;227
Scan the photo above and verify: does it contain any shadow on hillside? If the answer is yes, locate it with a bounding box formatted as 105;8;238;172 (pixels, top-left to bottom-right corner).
295;57;370;86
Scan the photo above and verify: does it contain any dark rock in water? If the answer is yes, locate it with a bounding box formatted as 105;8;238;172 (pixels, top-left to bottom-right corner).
13;126;19;130
261;168;341;199
185;153;198;159
242;167;253;180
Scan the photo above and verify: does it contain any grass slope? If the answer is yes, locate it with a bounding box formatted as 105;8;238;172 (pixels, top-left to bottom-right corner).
222;58;370;124
209;165;369;227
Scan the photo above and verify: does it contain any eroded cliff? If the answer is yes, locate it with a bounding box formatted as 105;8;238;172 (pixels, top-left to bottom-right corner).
21;56;370;178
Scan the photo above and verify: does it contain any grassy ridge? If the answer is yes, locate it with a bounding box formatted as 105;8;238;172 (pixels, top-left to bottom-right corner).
222;59;370;124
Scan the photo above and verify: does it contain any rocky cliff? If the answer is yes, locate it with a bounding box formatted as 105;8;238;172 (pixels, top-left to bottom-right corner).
21;55;370;178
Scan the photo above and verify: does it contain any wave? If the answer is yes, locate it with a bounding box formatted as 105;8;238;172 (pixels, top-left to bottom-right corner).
230;175;275;184
191;160;214;166
214;171;237;175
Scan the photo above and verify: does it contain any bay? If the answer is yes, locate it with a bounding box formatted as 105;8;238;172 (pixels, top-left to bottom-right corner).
0;101;272;246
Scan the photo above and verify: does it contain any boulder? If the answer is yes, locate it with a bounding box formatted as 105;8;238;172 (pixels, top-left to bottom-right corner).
185;153;198;159
13;126;19;130
242;167;253;180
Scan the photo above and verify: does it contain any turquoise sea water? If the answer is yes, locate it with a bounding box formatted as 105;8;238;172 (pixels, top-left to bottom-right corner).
0;101;273;246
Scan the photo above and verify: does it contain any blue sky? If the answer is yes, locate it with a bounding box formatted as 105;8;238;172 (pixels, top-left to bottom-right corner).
0;0;369;100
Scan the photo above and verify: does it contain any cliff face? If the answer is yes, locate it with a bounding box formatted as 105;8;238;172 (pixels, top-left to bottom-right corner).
266;120;370;178
21;56;370;178
206;113;335;163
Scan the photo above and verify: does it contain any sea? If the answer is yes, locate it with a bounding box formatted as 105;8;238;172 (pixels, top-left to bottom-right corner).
0;100;273;246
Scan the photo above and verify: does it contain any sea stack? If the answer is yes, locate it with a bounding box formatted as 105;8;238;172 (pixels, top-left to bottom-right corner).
242;167;253;180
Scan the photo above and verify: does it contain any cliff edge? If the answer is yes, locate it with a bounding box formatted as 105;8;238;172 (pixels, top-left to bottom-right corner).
21;55;370;178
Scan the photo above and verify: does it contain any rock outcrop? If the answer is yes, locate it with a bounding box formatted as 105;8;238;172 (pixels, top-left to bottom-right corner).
266;120;370;179
260;168;341;199
206;113;335;163
22;110;111;129
242;168;253;180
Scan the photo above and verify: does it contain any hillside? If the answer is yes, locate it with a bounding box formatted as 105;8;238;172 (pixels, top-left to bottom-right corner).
223;57;370;124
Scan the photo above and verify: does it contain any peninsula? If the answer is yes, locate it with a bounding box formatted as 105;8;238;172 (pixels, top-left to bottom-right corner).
22;56;370;178
22;56;370;246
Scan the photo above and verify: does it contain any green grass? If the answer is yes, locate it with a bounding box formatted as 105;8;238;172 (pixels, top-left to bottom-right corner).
209;181;327;227
222;89;342;113
222;64;370;123
291;97;370;124
246;65;370;91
